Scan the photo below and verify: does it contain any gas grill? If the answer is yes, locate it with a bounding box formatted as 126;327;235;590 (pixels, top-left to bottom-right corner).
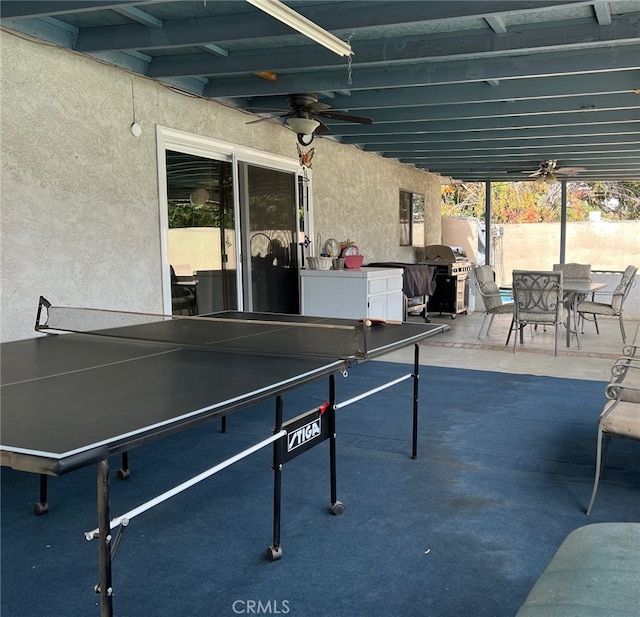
423;245;472;318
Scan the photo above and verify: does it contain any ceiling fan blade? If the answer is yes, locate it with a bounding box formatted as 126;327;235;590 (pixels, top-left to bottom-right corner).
246;113;288;125
318;110;373;125
244;106;288;113
555;167;586;175
314;120;331;134
308;101;331;112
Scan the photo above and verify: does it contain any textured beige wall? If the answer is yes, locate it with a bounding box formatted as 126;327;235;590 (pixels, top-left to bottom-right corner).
441;217;479;262
310;139;442;260
0;32;442;341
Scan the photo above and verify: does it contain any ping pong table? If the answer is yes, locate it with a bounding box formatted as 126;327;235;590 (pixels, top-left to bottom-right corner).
1;297;448;617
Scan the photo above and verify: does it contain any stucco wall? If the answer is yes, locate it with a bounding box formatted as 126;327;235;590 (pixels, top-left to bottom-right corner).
310;139;442;260
441;217;479;262
0;32;441;342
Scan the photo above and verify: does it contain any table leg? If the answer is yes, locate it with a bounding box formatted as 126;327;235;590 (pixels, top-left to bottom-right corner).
573;296;582;350
411;344;420;459
96;460;114;617
35;474;49;515
117;451;130;480
267;396;283;561
328;374;343;515
565;294;582;350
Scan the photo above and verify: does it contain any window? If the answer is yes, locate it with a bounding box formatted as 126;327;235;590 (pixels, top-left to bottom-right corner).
399;190;425;247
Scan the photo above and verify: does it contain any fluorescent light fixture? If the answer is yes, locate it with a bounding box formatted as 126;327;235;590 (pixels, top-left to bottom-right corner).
246;0;353;57
285;117;320;135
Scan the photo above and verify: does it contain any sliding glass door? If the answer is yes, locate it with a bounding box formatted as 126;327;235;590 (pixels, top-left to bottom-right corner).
242;164;300;314
158;128;306;316
165;150;236;314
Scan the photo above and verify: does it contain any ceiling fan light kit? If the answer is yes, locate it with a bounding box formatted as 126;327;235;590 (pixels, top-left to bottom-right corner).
286;116;320;136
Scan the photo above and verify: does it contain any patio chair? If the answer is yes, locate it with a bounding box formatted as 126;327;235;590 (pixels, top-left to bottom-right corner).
473;265;514;339
622;323;640;358
171;265;198;315
553;263;591;304
509;270;563;356
552;262;592;282
577;265;638;344
586;356;640;515
553;262;592;344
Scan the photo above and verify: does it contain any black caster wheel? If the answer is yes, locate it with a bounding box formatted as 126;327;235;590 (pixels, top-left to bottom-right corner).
451;314;456;319
330;501;345;515
34;502;49;516
117;469;130;480
266;545;282;562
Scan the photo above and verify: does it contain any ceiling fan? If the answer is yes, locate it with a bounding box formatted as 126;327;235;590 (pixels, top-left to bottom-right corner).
521;160;586;183
246;93;373;146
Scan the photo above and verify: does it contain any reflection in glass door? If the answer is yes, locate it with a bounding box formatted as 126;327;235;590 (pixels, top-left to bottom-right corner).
165;151;236;315
242;164;299;313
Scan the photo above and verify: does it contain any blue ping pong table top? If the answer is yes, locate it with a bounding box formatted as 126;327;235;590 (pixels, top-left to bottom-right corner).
1;311;446;475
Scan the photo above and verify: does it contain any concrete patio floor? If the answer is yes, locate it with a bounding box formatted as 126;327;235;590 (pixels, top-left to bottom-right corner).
382;310;638;382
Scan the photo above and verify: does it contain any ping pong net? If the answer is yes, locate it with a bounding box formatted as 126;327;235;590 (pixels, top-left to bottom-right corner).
35;296;368;360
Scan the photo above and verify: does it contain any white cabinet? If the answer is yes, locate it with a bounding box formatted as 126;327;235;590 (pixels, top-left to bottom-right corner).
300;267;403;321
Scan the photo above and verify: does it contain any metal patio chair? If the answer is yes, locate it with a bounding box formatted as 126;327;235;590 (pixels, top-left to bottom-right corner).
553;263;592;344
553;263;592;283
553;263;592;306
578;265;638;344
474;265;514;339
586;355;640;515
509;270;564;356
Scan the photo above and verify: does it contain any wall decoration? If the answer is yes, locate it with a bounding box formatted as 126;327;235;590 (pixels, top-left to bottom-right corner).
297;143;315;168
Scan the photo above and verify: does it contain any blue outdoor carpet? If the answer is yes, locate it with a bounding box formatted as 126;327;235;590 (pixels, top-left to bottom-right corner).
2;364;638;617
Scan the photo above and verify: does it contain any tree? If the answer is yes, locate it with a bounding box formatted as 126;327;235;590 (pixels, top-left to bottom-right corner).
441;181;640;223
572;181;640;220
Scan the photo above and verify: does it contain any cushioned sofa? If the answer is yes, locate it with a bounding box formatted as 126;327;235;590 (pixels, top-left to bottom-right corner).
515;523;640;617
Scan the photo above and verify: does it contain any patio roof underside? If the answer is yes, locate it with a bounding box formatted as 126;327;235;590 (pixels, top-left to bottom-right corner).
2;0;639;182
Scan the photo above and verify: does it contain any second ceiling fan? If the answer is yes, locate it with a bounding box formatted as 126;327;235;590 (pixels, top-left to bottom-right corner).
521;160;586;183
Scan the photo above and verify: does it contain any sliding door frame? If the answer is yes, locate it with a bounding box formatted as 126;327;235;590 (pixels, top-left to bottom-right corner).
156;125;309;314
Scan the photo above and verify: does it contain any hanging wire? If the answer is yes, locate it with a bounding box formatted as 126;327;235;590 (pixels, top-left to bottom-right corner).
130;76;137;123
346;32;355;85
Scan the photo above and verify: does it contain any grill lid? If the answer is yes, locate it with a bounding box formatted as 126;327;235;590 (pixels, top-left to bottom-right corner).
424;245;468;263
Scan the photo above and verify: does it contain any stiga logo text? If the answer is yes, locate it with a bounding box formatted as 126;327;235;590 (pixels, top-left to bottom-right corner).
287;416;321;452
